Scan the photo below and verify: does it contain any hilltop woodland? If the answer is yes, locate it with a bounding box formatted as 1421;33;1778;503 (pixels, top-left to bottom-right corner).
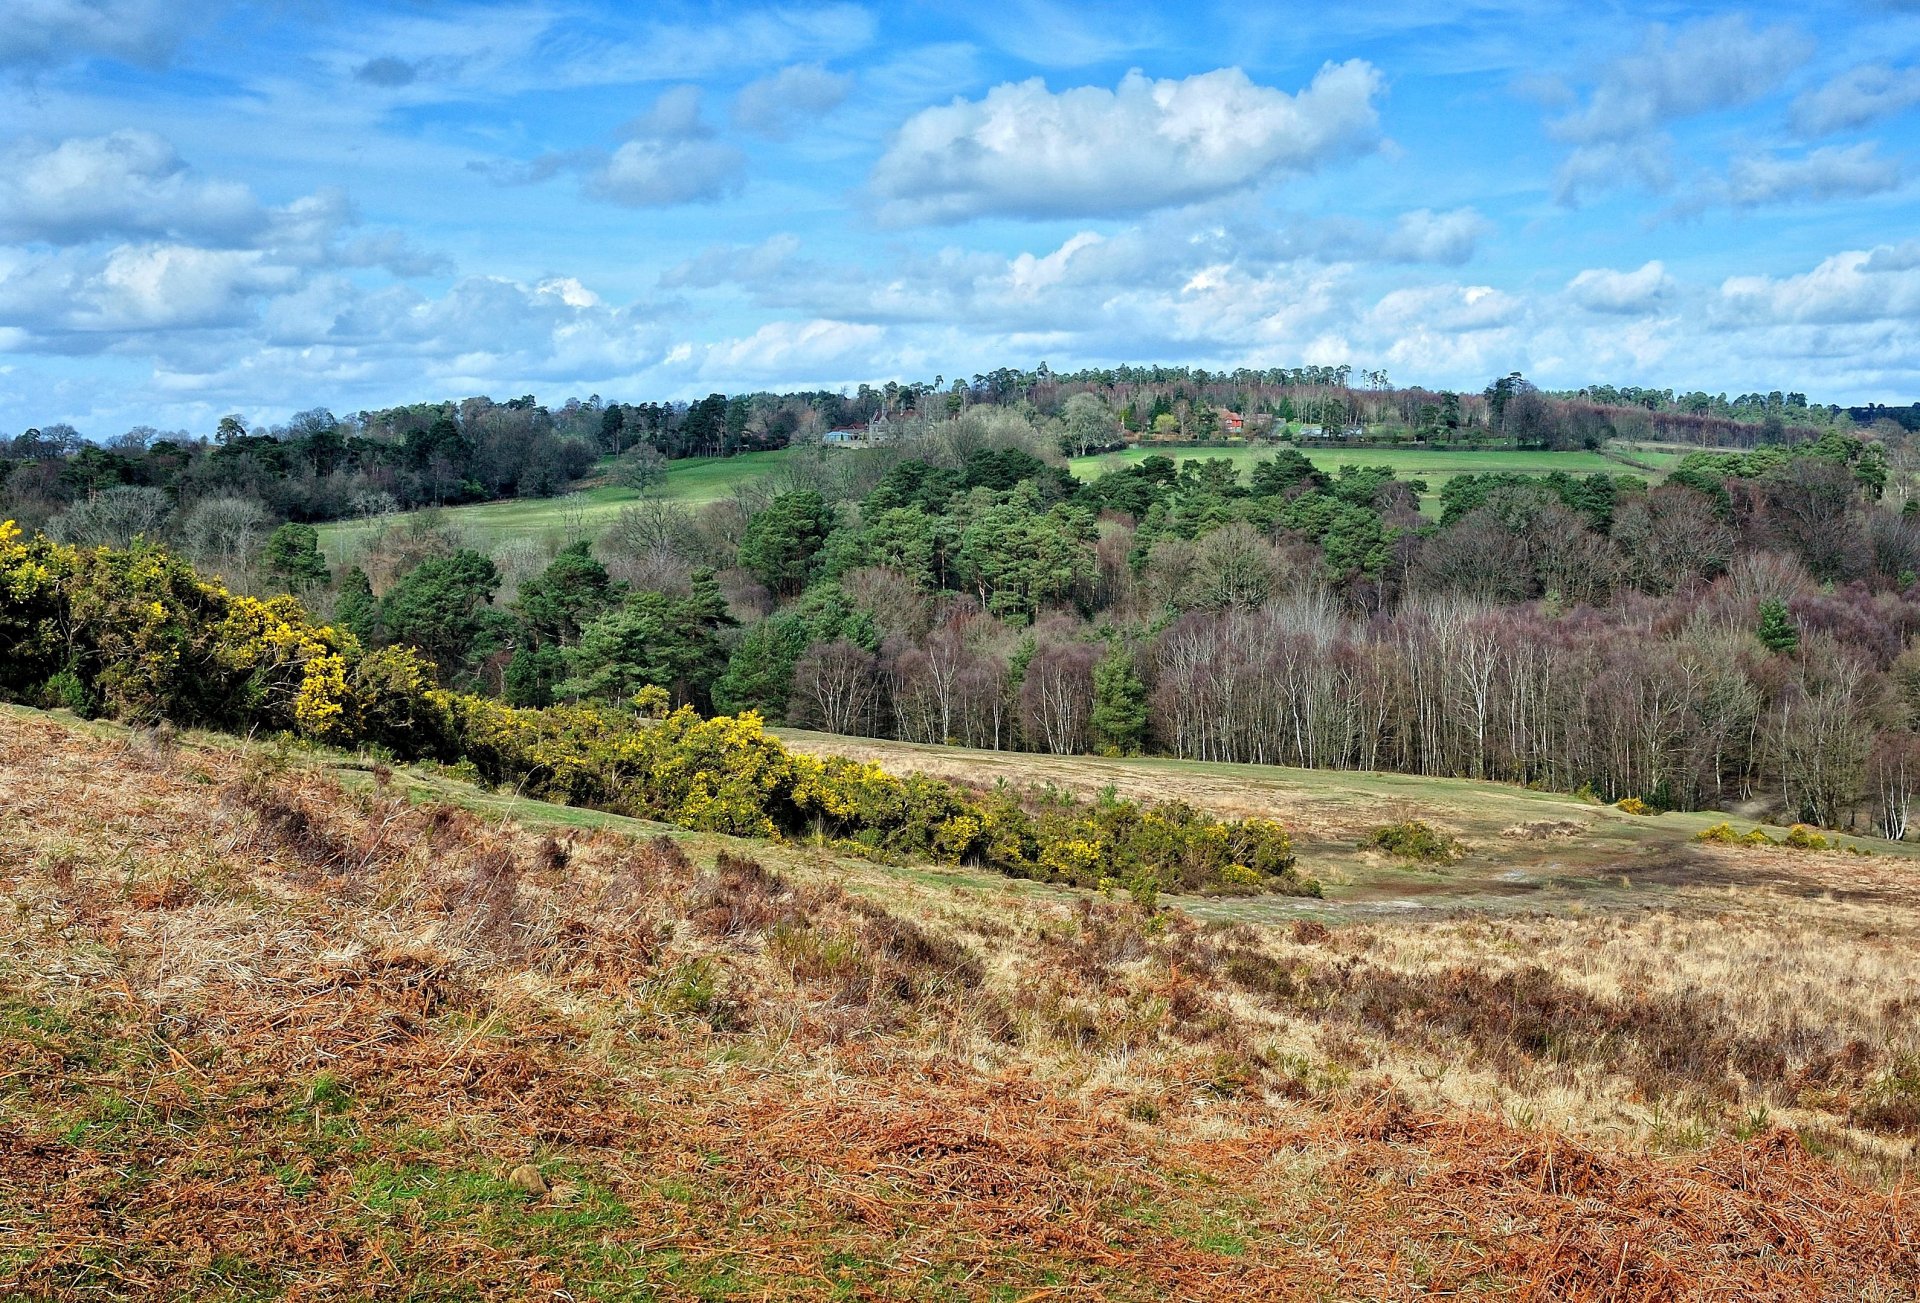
11;367;1920;839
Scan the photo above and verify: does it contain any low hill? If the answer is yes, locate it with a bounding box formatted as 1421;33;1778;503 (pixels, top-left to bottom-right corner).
3;707;1917;1299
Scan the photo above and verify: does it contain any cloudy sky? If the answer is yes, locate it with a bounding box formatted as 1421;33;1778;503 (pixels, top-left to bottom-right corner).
2;0;1918;436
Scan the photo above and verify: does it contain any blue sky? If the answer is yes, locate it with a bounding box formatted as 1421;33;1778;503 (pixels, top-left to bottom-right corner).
2;0;1918;436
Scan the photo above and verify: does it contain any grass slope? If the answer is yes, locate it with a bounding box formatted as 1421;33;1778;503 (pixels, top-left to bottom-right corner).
317;449;796;563
3;708;1918;1300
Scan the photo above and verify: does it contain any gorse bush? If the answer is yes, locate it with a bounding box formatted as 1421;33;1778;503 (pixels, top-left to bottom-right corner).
1360;820;1465;863
0;523;1315;898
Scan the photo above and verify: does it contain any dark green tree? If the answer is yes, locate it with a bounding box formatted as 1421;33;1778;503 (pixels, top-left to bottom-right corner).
334;566;379;644
379;549;501;676
262;522;330;590
1757;599;1800;653
513;541;614;647
503;644;565;708
737;491;835;596
713;612;812;717
1091;643;1148;755
559;585;732;709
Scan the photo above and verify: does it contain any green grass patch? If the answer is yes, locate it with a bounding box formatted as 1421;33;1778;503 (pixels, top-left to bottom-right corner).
316;448;795;562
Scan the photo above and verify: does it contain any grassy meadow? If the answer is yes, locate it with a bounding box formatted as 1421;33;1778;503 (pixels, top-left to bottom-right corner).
315;447;798;564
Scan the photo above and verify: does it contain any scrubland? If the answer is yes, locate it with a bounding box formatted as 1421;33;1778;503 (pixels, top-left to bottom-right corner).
2;707;1917;1300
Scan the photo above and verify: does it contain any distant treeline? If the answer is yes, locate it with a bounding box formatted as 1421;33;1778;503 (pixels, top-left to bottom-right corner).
1;367;1886;538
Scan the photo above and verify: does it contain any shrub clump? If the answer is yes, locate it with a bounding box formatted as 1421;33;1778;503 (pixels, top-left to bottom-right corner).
1696;822;1848;851
1360;820;1464;863
1782;824;1832;850
1614;796;1653;815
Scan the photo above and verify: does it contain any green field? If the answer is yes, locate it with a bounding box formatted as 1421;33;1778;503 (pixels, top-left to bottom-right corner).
1069;444;1667;512
317;448;796;563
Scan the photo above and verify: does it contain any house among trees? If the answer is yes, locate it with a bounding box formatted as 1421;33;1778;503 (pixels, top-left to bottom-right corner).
822;417;893;450
1218;410;1246;435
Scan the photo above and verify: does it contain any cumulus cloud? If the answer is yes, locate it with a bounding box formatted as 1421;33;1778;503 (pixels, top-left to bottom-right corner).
733;63;852;138
0;131;262;245
869;61;1384;224
1553;138;1675;206
1550;16;1811;204
1368;283;1522;334
0;243;296;344
0;132;446;280
1791;62;1920;135
591;87;746;205
1377;208;1492;265
660;234;805;289
486;88;747;207
1720;243;1920;324
660;205;1492;341
1567;261;1674;314
0;0;200;71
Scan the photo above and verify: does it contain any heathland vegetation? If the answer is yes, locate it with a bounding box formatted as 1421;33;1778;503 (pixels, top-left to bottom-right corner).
4;700;1919;1297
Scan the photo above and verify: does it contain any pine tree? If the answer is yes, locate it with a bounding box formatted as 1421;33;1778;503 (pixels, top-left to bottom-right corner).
263;523;330;589
334;566;378;644
1091;643;1148;755
1757;598;1799;653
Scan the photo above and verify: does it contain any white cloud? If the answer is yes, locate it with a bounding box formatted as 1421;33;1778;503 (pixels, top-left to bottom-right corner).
1711;144;1902;208
1554;138;1675;206
0;243;295;342
0;132;448;282
699;318;887;381
661;234;806;289
1369;283;1522;334
869;61;1384;224
1791;63;1920;135
1567;261;1674;314
733;63;853;139
0;131;261;245
494;87;748;207
588;141;744;208
1378;208;1492;265
1720;243;1920;324
968;0;1164;69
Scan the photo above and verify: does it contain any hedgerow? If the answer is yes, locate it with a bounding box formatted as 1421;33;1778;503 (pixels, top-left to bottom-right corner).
0;524;1316;898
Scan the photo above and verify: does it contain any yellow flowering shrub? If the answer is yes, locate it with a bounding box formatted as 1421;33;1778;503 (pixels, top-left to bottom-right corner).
0;530;1316;899
0;520;71;699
